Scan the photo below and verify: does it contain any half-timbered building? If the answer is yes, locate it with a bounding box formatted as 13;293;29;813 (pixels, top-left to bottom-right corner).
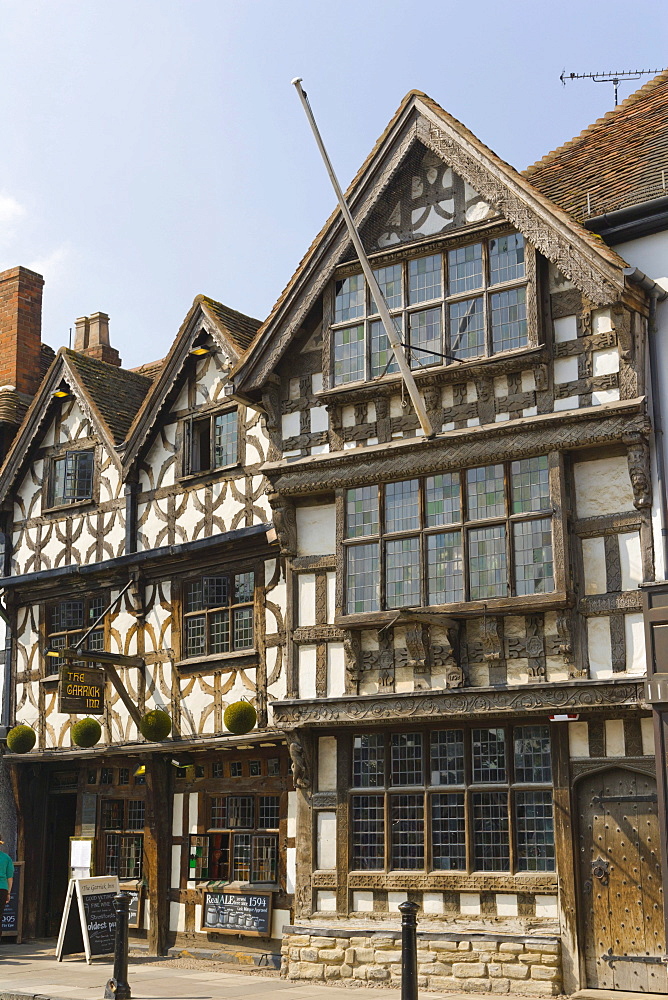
0;298;294;958
227;89;667;994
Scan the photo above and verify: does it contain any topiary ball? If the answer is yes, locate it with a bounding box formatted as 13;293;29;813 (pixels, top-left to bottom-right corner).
6;724;36;754
223;700;257;735
139;709;172;742
71;717;102;748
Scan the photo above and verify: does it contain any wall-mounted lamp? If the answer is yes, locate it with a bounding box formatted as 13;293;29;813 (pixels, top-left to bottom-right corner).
133;764;146;777
52;389;70;399
189;346;210;356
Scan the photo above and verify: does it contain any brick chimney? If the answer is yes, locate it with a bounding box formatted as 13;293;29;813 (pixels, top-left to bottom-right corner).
73;312;121;367
0;266;44;398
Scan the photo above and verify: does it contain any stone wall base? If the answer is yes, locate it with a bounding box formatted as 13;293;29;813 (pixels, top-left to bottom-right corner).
281;927;561;994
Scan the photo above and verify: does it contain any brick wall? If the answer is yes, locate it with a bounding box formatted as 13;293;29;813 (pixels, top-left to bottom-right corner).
281;927;561;994
0;266;44;398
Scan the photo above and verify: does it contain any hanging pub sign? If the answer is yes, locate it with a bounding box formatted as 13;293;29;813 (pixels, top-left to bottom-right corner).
58;665;105;715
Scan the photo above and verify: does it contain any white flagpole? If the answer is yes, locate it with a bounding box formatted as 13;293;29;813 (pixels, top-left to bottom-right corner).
291;78;435;440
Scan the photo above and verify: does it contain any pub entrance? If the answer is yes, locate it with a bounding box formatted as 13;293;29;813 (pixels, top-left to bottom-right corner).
577;767;667;992
43;793;77;937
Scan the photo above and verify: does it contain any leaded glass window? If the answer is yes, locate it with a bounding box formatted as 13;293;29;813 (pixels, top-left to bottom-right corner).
46;593;107;675
189;409;238;474
344;459;554;613
206;794;280;884
349;726;553;873
103;800;145;879
330;231;530;386
51;449;95;507
183;571;255;657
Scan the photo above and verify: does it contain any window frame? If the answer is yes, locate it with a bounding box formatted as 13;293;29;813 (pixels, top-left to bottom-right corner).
47;447;97;510
340;457;557;617
326;228;536;390
180;570;256;662
100;797;146;880
183;406;240;478
204;792;281;885
44;592;109;676
346;724;555;876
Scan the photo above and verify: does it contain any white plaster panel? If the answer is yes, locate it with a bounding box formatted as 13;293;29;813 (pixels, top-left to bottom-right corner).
352;891;374;912
297;574;316;626
588;617;613;679
318;736;337;791
605;720;625;757
326;571;336;624
169;901;185;932
310;406;329;433
172;793;183;837
569;721;589;758
342;404;356;425
554;356;578;384
296;506;336;556
641;717;654;756
593;308;612;333
582;537;606;594
286;847;296;895
592;348;619;375
592;388;620;405
466;382;477;402
326;642;346;698
388;892;408;913
316;891;337;913
188;793;199;833
271;907;291;938
281;411;300;440
298;645;317;700
574;456;635;517
316;812;337;869
496;893;518;917
287;791;297;839
553;315;578;342
522;405;538;417
459;892;480;915
493;376;508;397
625;613;646;674
171;845;182;888
535;894;558;918
554;395;579;411
619;531;642;590
311;443;329;455
521;370;536;392
423;893;444;915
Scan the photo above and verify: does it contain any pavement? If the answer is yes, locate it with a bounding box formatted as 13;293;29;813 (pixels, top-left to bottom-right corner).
0;939;539;1000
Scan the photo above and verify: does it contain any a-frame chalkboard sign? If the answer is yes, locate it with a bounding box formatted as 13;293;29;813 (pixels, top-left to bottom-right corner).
55;875;119;964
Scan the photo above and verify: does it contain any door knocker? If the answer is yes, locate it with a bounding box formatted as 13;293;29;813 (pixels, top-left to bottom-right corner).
591;856;610;886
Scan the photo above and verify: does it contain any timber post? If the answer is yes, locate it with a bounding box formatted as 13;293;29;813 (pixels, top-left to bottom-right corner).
399;900;419;1000
144;752;172;955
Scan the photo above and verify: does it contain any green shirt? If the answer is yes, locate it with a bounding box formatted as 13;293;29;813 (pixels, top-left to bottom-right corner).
0;851;14;891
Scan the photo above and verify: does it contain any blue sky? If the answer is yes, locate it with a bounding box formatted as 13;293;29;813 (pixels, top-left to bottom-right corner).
0;0;665;367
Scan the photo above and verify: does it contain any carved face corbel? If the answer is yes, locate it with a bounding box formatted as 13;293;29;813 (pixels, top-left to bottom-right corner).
266;490;297;555
623;433;652;510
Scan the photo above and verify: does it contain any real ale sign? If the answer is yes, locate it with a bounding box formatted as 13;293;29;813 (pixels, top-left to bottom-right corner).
59;666;105;715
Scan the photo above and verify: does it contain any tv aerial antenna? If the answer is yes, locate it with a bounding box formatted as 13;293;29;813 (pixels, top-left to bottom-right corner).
560;67;664;106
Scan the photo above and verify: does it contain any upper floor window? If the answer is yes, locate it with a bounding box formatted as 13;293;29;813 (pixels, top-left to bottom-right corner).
187;409;238;475
344;456;553;614
183;572;255;658
46;594;106;675
50;449;94;507
332;232;528;386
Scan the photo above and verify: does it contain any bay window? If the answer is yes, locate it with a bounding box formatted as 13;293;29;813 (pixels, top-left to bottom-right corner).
344;456;554;614
349;725;554;873
332;232;529;386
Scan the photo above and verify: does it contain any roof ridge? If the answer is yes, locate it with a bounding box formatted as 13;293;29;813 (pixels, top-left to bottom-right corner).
197;294;261;327
523;68;668;176
64;347;153;385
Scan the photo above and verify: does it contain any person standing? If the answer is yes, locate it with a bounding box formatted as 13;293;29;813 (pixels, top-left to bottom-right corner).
0;837;14;939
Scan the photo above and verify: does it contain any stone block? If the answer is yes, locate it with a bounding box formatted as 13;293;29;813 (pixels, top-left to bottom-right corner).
519;951;543;962
319;948;344;962
325;966;341;979
349;936;370;946
454;951;482;961
488;964;503;977
453;962;487;978
531;965;560;981
419;962;452;976
427;977;461;991
457;978;492;992
353;965;369;980
375;950;402;963
339;964;353;978
289;947;301;960
335;938;351;949
373;937;396;946
488;980;510;994
416;949;432;962
458;940;473;950
539;942;560;954
300;948;319;962
344;948;356;965
287;935;310;946
502;963;529;979
353;947;375;963
368;967;390;981
499;942;524;953
516;980;560;996
430;939;458;951
541;954;559;966
310;937;332;948
298;962;324;980
478;952;496;962
417;977;428;988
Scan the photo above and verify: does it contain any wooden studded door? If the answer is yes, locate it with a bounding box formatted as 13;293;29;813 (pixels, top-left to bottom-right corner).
577;767;667;992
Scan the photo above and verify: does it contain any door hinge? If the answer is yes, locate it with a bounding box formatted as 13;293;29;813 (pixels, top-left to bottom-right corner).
601;949;666;966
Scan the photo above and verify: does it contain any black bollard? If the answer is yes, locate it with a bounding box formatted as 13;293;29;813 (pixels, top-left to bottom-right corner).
399;900;419;1000
104;893;131;1000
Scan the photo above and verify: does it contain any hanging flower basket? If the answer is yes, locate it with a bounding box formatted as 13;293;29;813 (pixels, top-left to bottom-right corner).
71;717;102;748
139;709;172;741
223;700;257;736
6;724;36;754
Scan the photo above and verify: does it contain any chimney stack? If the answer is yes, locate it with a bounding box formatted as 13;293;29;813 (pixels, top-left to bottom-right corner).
73;311;121;366
0;266;44;398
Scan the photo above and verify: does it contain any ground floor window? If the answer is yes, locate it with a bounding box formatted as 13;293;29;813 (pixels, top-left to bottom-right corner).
203;794;280;883
101;799;145;878
349;725;554;873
